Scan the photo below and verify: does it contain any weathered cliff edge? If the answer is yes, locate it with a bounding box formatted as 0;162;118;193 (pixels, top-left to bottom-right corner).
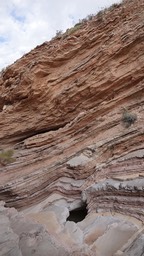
0;0;144;255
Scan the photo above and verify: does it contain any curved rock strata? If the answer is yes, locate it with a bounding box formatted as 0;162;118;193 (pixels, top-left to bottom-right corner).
0;0;144;255
84;178;144;221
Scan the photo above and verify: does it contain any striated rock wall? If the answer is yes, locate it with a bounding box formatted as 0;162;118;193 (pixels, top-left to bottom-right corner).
0;0;144;255
0;0;143;212
84;178;144;221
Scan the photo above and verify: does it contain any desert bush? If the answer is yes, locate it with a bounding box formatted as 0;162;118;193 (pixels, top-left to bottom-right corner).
96;10;104;22
109;3;121;10
55;30;63;37
79;17;87;23
0;149;15;165
122;110;137;128
65;23;81;36
86;14;94;21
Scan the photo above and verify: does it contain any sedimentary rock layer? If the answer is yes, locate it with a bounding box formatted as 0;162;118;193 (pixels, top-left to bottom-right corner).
0;0;143;212
0;0;144;255
84;178;144;221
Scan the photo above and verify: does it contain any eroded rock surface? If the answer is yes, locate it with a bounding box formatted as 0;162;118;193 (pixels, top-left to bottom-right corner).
84;178;144;221
0;201;143;256
0;0;144;255
0;201;69;256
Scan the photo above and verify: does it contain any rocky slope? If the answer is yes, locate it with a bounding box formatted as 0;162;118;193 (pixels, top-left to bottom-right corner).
0;0;144;255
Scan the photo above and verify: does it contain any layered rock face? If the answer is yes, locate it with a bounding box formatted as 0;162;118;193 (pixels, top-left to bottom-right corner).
0;0;144;255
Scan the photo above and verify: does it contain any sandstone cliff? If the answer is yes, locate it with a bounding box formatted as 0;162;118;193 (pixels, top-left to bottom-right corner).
0;0;144;255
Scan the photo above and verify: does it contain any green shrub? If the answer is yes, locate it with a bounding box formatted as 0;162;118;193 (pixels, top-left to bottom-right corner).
86;14;94;21
0;149;15;165
122;110;137;128
109;3;121;10
65;23;81;36
96;10;104;22
55;30;63;38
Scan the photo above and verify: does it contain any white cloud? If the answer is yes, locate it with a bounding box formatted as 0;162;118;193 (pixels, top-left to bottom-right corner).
0;0;121;70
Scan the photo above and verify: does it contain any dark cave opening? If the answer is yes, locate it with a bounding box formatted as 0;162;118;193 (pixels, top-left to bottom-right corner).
67;203;88;223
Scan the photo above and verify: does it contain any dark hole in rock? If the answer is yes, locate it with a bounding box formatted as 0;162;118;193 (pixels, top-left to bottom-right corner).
67;204;88;223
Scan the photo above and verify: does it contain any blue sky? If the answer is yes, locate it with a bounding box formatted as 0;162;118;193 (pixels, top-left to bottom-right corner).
0;0;121;70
